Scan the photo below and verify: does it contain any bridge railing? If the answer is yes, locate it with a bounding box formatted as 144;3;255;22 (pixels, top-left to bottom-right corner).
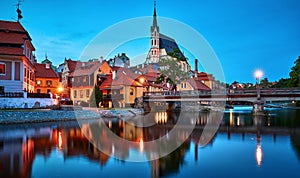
143;90;228;97
144;88;300;98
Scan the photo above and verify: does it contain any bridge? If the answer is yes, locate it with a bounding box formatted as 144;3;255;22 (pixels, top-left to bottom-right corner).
143;88;300;114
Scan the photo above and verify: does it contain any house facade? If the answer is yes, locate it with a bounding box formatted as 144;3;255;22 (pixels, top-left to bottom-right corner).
0;20;36;93
69;60;102;106
34;62;60;98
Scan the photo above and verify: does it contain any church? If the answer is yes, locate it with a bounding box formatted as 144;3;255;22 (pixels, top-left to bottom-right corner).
145;2;191;74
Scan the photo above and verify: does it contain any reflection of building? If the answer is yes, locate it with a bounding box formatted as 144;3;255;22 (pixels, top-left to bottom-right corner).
0;20;36;93
0;128;51;178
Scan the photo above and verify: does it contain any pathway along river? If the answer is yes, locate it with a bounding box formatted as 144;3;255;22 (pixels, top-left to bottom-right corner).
0;107;300;178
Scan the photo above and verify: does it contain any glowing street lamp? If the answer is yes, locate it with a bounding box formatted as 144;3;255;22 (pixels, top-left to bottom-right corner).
254;70;263;85
57;86;64;93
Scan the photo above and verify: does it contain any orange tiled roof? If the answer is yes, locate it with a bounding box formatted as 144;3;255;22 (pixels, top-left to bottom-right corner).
187;78;211;91
0;20;26;32
99;73;143;90
34;63;59;78
66;59;78;72
69;61;101;77
0;46;23;55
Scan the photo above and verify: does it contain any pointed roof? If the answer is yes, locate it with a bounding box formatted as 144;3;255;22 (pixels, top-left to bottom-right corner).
187;78;211;91
70;61;101;77
0;20;34;56
34;63;59;78
151;1;159;32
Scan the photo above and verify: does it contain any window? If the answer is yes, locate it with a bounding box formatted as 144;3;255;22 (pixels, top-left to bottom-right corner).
74;90;77;98
86;89;90;97
80;90;83;98
0;63;5;75
83;76;87;83
37;89;41;93
36;80;41;85
181;83;186;89
47;89;51;93
46;80;52;86
130;88;134;95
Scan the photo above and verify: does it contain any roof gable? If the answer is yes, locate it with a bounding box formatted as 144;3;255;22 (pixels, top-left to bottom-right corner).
34;63;59;78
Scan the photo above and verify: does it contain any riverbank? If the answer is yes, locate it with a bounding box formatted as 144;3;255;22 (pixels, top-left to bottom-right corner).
0;108;144;124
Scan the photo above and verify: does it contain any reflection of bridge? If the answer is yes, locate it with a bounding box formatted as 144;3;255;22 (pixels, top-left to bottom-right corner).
143;88;300;102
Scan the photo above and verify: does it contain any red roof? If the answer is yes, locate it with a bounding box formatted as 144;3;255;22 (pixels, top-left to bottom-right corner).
66;59;78;72
0;20;33;56
34;63;59;78
187;78;211;91
0;46;23;55
0;20;26;32
69;61;101;77
116;67;139;79
0;32;28;44
99;73;143;90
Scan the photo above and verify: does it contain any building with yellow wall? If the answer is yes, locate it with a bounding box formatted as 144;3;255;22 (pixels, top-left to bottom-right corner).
34;62;60;98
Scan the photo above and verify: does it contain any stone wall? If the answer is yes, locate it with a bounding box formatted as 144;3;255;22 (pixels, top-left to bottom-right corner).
0;98;57;109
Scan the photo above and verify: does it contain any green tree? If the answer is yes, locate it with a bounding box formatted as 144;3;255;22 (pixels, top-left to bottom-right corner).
167;48;187;61
156;58;190;91
288;56;300;87
90;85;103;107
271;78;290;88
260;77;270;88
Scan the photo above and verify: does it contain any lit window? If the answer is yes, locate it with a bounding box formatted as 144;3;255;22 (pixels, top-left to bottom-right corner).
86;89;90;97
0;63;5;75
46;80;52;86
36;80;41;85
74;90;77;98
80;90;83;98
130;88;134;95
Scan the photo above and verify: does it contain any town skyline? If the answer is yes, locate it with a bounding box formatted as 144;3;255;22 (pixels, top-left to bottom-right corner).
1;0;300;83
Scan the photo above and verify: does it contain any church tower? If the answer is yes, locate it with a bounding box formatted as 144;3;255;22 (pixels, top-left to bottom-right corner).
146;1;160;64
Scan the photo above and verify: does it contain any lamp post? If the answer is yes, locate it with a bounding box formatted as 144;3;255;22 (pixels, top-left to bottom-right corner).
254;70;263;100
253;70;264;115
57;86;64;105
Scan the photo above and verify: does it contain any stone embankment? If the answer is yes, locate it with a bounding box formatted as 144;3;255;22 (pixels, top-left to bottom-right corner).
0;108;144;124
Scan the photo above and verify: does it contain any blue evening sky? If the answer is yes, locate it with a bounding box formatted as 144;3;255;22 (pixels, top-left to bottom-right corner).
1;0;300;83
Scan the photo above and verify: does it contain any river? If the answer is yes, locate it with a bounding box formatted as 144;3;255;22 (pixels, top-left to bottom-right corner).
0;107;299;178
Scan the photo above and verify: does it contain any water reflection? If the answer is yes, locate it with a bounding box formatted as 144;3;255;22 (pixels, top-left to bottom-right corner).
0;109;300;177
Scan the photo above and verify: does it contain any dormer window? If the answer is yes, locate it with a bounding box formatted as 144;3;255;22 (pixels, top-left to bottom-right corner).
46;63;50;69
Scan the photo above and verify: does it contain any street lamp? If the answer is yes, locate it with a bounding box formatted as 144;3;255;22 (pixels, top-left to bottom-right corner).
254;70;263;85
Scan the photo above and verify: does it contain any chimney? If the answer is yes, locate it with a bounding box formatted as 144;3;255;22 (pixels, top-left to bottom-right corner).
194;59;198;79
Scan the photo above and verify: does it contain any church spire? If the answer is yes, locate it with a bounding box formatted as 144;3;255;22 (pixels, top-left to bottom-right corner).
146;0;160;64
151;0;158;32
